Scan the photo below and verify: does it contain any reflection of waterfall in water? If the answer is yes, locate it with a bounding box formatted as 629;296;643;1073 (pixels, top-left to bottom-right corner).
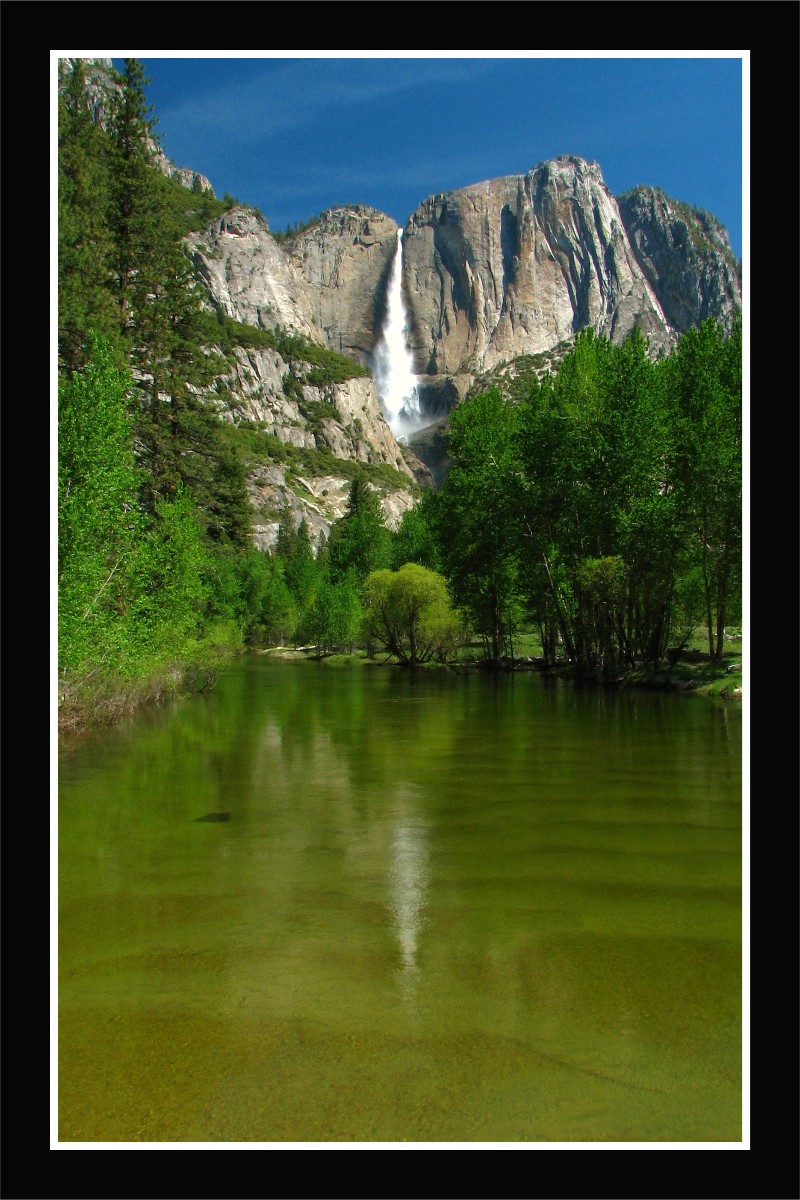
389;818;428;987
373;229;423;438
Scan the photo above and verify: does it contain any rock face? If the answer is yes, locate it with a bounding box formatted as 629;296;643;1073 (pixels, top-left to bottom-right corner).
187;208;323;341
210;344;419;550
285;206;399;367
617;185;741;334
402;156;678;378
152;150;214;196
61;52;742;530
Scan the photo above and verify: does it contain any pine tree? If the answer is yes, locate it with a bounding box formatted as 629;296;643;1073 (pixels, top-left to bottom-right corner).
106;58;162;341
104;59;250;545
58;59;118;371
328;471;391;584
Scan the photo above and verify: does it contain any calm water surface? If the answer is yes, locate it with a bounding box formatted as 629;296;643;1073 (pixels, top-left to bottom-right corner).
58;656;742;1143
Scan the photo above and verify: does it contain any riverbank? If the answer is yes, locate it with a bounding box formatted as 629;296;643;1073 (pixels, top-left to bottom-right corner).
58;634;742;744
259;643;744;700
57;638;241;743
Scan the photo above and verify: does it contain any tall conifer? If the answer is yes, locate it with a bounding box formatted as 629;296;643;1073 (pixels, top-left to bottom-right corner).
57;59;118;370
104;59;250;544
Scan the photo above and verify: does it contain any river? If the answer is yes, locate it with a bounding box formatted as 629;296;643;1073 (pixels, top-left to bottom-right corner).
57;654;742;1144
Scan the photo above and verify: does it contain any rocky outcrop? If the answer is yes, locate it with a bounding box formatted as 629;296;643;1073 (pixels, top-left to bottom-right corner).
210;344;419;549
187;208;323;341
58;58;215;196
152;150;213;197
402;156;677;379
617;186;741;334
60;51;742;514
58;58;116;125
404;418;452;489
285;206;399;367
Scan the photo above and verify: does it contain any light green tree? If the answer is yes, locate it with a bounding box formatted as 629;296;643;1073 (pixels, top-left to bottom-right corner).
58;334;140;674
362;564;462;666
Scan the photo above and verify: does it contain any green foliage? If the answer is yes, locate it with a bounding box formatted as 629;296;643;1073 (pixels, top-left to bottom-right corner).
328;471;392;584
205;547;297;645
58;62;120;370
667;315;742;660
430;320;741;677
58;336;141;673
363;564;463;666
155;170;230;235
81;60;251;544
303;575;364;654
391;493;441;572
58;340;220;698
216;420;411;495
127;491;210;655
433;388;525;662
197;310;369;385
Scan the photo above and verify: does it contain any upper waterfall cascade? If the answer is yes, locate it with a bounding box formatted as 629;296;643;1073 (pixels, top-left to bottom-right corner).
373;229;423;437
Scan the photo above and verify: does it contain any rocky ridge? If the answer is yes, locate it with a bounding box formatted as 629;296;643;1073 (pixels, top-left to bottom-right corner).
58;58;214;195
617;185;741;334
401;156;741;388
188;209;324;342
61;56;741;543
218;344;421;550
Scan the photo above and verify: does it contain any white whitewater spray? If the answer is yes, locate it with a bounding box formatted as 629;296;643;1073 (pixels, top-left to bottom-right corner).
373;228;423;437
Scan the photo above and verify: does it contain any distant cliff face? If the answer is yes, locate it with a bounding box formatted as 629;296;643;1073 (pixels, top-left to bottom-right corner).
185;159;741;504
214;345;423;550
285;206;399;367
401;156;671;376
187;208;323;341
617;185;741;334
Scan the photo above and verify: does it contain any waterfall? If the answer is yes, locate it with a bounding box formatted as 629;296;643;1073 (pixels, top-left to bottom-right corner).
373;229;423;437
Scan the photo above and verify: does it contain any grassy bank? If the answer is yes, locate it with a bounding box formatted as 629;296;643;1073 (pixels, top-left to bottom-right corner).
259;631;743;698
58;627;742;746
57;629;243;743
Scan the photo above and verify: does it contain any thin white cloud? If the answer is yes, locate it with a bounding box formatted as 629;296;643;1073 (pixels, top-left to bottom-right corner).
258;151;511;202
161;58;497;146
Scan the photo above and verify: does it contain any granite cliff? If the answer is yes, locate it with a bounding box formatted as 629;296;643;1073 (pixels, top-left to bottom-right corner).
60;57;742;542
188;208;324;342
285;206;399;366
617;184;741;334
399;156;741;409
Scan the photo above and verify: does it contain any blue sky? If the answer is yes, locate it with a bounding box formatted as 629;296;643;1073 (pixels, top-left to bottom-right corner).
102;53;744;260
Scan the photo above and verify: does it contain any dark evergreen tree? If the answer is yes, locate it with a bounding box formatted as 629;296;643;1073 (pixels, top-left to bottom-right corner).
103;58;250;545
57;60;118;371
328;471;392;584
106;58;161;342
390;491;442;572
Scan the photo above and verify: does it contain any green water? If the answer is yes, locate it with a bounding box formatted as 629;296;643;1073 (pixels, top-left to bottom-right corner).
58;656;742;1144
